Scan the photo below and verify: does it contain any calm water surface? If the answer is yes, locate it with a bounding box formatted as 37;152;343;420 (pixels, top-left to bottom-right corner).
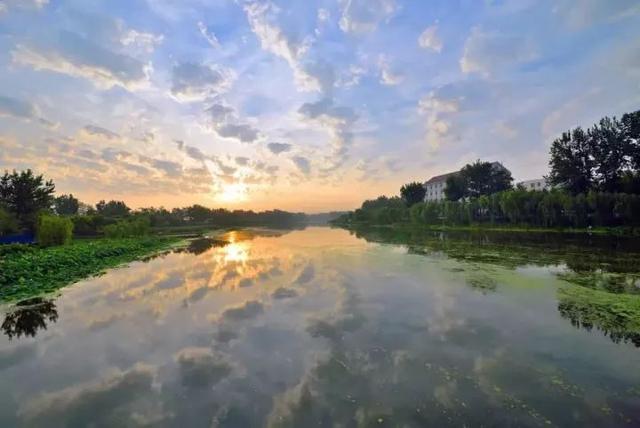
1;227;639;427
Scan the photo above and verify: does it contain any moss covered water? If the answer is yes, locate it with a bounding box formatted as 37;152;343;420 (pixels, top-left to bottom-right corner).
0;227;639;427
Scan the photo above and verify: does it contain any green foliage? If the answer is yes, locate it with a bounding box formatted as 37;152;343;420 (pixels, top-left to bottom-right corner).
0;237;178;302
549;110;640;195
54;194;80;216
444;161;513;201
460;160;513;198
103;217;151;238
96;199;131;217
70;214;107;236
400;182;426;207
444;175;466;201
345;188;640;229
36;215;73;247
0;205;19;236
0;169;55;231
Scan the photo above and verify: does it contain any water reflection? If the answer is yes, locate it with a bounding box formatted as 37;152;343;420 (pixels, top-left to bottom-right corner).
1;298;58;340
0;227;639;427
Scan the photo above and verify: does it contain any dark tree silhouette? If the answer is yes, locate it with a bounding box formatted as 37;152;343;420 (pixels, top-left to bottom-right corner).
0;169;55;231
54;194;80;216
1;298;58;340
444;174;466;201
400;182;426;207
96;200;130;217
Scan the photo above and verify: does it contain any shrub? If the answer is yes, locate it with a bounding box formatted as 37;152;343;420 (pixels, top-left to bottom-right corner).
37;215;73;247
71;214;107;236
0;206;19;236
103;217;150;238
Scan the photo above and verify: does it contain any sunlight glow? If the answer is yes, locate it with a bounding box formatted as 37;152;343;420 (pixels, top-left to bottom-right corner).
217;183;248;204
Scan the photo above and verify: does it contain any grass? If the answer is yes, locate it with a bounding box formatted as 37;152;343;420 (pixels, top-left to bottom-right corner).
0;237;180;303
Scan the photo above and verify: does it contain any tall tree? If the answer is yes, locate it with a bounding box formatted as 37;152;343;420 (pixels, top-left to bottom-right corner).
458;160;513;198
95;200;130;217
54;194;80;216
622;110;640;171
444;175;466;201
589;117;629;192
0;169;55;230
548;128;595;195
400;182;426;207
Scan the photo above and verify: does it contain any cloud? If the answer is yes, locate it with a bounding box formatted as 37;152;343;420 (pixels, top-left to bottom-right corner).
0;95;54;127
174;347;233;388
244;1;333;93
267;142;292;154
18;363;156;426
418;91;461;149
339;0;398;34
120;29;164;54
235;156;250;166
82;124;120;140
291;156;311;175
298;98;357;172
205;102;260;143
220;300;264;322
294;263;315;284
272;287;298;299
418;25;442;52
216;123;259;143
554;0;640;29
378;56;403;86
170;62;234;102
2;0;48;11
198;21;220;48
460;27;538;77
12;31;151;90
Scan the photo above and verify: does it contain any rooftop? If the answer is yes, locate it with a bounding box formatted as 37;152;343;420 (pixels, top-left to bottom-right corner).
424;171;458;185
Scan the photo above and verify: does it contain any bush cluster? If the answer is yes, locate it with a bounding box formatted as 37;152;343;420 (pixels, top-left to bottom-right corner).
36;215;73;247
339;189;640;229
103;217;151;238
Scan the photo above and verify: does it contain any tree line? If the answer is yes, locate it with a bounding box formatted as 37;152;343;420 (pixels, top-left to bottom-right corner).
0;169;308;240
335;109;640;230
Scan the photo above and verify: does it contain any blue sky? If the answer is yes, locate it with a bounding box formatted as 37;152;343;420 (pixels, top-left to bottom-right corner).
0;0;638;211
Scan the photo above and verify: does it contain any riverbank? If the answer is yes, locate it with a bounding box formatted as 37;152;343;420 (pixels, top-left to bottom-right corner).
0;237;181;303
332;221;640;236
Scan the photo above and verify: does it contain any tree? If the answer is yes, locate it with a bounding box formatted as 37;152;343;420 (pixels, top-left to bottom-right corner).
444;175;466;201
548;128;595;195
54;194;80;216
0;169;55;231
95;200;130;217
621;110;640;171
589;116;629;192
400;182;426;207
0;205;19;236
448;161;513;200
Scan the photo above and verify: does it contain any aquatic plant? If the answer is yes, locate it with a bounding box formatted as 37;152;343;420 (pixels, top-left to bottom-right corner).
0;237;178;302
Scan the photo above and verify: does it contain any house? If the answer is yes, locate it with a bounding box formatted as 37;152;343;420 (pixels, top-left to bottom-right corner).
424;171;457;201
517;178;550;191
423;162;509;201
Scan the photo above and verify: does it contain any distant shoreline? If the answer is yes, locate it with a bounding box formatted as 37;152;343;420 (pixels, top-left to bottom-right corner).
332;221;640;237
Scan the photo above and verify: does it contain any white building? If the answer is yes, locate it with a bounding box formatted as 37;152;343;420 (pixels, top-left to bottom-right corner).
423;162;509;202
517;178;550;191
423;171;457;201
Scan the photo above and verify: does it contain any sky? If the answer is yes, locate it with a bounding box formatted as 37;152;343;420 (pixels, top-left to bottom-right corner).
0;0;639;212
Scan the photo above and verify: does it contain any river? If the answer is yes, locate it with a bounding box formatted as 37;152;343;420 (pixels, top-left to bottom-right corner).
0;227;639;427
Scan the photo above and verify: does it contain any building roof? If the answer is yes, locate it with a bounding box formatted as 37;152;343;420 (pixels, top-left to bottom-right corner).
424;171;458;185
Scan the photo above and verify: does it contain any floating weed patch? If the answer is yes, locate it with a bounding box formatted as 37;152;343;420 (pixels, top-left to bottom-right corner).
0;237;179;303
465;273;498;294
558;285;640;346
